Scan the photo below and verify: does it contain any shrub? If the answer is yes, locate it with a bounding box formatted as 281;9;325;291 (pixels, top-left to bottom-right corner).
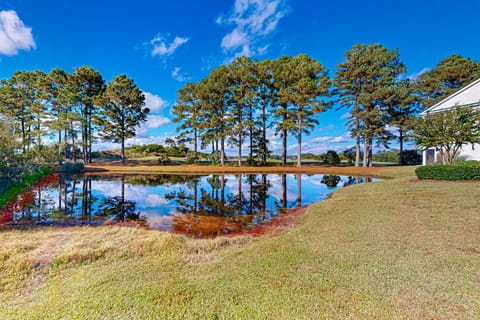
321;150;341;166
415;165;480;180
452;160;480;167
185;151;200;164
158;153;171;165
208;151;221;166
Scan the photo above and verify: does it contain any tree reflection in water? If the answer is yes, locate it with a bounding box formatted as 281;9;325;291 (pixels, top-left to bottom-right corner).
0;173;375;236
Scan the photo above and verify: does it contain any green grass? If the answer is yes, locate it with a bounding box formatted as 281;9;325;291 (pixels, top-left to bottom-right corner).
0;167;52;208
1;166;479;319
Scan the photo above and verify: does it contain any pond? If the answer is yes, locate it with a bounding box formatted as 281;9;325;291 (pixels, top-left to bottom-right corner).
0;173;374;237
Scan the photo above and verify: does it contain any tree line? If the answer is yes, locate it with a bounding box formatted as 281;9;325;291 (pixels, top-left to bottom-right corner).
1;44;479;169
173;45;480;167
0;66;149;166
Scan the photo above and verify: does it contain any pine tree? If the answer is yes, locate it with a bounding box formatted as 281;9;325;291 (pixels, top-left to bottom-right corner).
72;66;105;163
277;54;331;167
416;54;480;108
172;82;202;161
95;75;148;165
335;44;405;167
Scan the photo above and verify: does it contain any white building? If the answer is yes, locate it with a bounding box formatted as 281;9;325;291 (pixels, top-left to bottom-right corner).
420;78;480;165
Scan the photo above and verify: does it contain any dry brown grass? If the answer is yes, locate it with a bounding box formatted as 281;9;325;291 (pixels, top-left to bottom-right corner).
2;166;479;319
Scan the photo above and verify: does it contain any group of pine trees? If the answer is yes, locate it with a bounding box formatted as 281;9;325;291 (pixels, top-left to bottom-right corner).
173;54;330;167
173;45;480;167
0;66;149;165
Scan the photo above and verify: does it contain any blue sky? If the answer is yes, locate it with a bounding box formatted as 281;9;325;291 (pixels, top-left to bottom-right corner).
1;0;480;154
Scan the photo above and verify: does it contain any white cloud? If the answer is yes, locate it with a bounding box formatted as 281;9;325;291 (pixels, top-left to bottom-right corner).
217;0;288;58
339;112;351;120
407;67;430;80
146;115;170;129
317;124;335;132
150;34;189;57
144;92;168;112
171;67;191;82
310;134;351;144
0;10;36;56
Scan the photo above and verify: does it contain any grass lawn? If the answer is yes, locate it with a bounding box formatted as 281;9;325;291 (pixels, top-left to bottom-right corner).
1;166;479;319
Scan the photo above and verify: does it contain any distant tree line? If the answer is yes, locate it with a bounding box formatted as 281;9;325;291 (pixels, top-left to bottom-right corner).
0;66;149;166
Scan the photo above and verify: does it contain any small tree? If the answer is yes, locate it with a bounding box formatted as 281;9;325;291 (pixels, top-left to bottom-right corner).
413;108;480;164
321;150;341;166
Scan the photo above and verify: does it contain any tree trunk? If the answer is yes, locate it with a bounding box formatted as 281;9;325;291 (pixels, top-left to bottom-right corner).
88;105;93;163
194;128;197;159
221;137;225;166
82;119;87;164
238;134;242;167
21;119;26;154
363;135;368;167
71;122;76;163
399;129;404;165
58;129;62;163
368;139;373;167
355;133;361;167
282;129;287;166
262;100;267;165
36;114;42;149
64;129;68;160
121;137;125;165
297;119;302;168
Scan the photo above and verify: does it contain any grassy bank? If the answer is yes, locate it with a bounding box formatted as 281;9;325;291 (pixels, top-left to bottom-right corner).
1;166;479;319
0;167;52;208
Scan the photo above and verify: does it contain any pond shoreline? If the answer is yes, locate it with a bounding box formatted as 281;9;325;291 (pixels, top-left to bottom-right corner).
82;163;393;179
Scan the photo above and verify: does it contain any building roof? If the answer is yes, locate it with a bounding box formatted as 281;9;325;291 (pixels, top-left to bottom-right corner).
421;77;480;115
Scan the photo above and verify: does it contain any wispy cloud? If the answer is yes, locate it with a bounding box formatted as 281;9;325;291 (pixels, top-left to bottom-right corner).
310;134;352;144
407;67;430;80
149;34;189;57
317;124;335;132
0;10;36;56
217;0;288;59
171;67;191;82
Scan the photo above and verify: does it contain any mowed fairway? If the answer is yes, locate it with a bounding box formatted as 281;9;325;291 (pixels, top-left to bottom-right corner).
1;166;479;319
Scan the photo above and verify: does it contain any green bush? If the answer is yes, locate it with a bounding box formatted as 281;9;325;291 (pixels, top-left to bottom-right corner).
415;165;480;180
208;151;221;166
452;160;480;167
321;150;341;166
158;153;171;165
185;151;200;164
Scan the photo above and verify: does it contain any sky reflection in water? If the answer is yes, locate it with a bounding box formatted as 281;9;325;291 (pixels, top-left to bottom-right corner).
0;174;373;237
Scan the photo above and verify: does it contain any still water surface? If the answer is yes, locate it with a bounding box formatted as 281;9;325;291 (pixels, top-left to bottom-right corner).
0;173;373;237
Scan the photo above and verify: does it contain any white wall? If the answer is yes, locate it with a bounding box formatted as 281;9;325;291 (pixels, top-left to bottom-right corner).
459;143;480;161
